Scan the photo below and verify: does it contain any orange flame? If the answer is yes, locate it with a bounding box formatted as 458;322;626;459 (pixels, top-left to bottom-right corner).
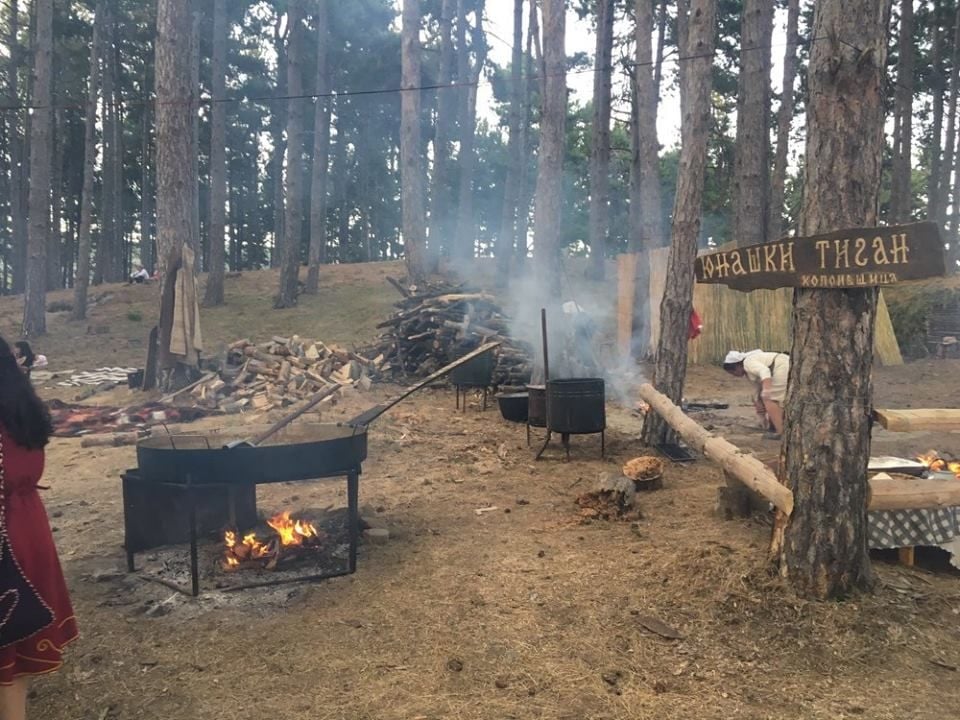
916;450;960;478
223;511;323;570
267;511;319;547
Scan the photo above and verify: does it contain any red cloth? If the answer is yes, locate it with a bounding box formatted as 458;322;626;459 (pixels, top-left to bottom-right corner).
688;308;703;340
0;427;78;685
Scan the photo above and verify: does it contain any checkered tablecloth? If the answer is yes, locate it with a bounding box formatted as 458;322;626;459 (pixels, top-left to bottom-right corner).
868;508;960;549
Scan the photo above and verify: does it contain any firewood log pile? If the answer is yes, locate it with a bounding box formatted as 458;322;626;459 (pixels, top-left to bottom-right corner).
365;277;532;384
184;335;376;414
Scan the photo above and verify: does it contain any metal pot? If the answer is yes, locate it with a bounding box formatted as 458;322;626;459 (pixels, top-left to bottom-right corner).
449;351;495;388
546;378;605;434
526;384;547;428
497;392;529;423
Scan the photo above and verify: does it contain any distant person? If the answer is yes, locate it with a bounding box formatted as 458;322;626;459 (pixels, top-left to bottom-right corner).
13;341;34;379
722;349;790;439
0;335;78;719
128;265;149;284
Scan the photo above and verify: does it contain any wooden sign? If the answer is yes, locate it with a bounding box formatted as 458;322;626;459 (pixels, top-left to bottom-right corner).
694;221;945;291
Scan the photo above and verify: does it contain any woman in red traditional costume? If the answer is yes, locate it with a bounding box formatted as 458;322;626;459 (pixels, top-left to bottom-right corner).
0;335;77;719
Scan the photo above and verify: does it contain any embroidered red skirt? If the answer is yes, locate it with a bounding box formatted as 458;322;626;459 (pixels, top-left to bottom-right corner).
0;486;78;684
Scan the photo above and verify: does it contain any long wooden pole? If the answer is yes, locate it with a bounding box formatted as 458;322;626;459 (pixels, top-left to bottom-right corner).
641;382;960;515
639;383;794;514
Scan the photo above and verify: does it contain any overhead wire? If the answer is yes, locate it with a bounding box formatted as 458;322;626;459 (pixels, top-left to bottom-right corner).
0;33;848;115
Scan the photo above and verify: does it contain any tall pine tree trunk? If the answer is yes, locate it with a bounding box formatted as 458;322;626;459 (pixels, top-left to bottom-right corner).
97;4;117;286
155;0;193;381
190;6;202;272
939;4;960;230
400;0;429;282
514;0;539;265
532;0;566;292
927;0;945;221
305;0;331;294
587;0;614;280
430;0;457;263
23;0;53;337
111;40;125;282
276;0;306;308
630;0;665;359
269;19;288;269
768;0;800;241
496;0;525;285
890;0;914;222
204;0;227;307
140;67;154;274
7;0;27;296
731;0;773;247
774;0;891;599
73;0;103;322
640;0;716;446
47;109;63;290
454;1;487;263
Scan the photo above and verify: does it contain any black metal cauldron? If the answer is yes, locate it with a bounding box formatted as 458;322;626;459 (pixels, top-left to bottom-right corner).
450;349;495;411
533;378;606;461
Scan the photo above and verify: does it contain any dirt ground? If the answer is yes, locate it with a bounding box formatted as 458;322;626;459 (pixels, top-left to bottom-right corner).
3;266;960;719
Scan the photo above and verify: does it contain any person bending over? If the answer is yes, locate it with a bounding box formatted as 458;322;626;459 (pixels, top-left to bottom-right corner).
722;349;789;439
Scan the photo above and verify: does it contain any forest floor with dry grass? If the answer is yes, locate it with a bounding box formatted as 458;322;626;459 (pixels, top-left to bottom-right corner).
1;262;959;719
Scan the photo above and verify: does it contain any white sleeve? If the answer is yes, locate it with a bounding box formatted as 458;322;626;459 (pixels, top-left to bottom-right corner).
743;355;771;381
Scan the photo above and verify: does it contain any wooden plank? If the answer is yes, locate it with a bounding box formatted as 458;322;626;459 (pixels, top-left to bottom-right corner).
695;221;945;291
617;253;638;358
868;476;960;511
873;408;960;432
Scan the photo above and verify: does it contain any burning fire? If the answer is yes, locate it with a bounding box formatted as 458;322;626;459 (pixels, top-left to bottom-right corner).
223;512;323;570
916;450;960;478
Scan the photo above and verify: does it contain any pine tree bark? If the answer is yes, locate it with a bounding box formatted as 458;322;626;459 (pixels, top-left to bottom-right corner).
890;0;914;222
269;18;288;269
7;0;27;296
939;4;960;230
768;0;800;241
22;0;53;337
773;0;891;599
110;41;125;282
47;109;63;290
514;0;539;265
454;0;487;262
640;0;716;446
430;0;457;263
190;6;202;272
72;0;103;322
276;0;306;308
305;0;331;294
496;0;525;285
400;0;429;283
96;3;117;286
927;0;944;221
532;0;567;292
630;0;666;358
203;0;228;307
140;67;154;274
587;0;614;280
155;0;193;378
731;0;773;247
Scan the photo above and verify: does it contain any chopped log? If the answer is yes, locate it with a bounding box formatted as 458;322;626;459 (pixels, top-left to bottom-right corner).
81;431;146;448
386;276;411;297
158;371;218;404
638;383;794;515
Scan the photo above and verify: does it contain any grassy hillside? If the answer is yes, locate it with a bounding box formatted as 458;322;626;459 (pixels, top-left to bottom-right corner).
0;262;403;374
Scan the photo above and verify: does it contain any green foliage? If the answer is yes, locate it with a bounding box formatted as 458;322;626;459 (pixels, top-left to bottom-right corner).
126;310;143;322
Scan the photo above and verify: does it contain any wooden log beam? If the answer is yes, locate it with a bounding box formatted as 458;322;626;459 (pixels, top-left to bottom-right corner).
868;475;960;511
638;383;794;515
873;408;960;433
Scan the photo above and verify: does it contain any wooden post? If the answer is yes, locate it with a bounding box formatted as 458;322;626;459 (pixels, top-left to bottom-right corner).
617;253;638;357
